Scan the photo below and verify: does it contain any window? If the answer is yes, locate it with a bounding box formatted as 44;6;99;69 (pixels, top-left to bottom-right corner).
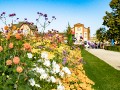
80;33;82;36
84;32;87;38
77;28;81;31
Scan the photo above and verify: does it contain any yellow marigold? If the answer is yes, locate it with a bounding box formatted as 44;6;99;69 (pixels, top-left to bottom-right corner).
31;48;39;53
70;85;74;89
6;33;11;40
48;53;55;59
0;46;3;52
12;26;16;30
6;60;12;65
4;26;9;30
16;66;23;73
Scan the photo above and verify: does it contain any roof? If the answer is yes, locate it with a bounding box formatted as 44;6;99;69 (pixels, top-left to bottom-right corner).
74;23;84;27
12;22;38;31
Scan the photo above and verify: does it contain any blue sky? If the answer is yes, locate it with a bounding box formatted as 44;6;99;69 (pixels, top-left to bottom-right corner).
0;0;111;36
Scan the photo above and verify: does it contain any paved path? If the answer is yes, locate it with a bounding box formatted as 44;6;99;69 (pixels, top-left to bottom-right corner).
86;48;120;70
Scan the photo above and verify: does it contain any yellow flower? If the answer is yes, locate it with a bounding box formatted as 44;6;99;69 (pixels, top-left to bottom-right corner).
48;53;55;59
32;48;39;53
70;85;74;89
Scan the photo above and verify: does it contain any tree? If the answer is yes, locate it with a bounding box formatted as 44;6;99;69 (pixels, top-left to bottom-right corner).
66;23;73;46
96;27;106;42
103;0;120;43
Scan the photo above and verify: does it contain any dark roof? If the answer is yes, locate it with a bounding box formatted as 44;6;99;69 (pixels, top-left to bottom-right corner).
13;22;38;31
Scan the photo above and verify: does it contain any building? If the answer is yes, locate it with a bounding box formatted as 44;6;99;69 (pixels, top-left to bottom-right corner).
13;22;38;36
71;23;90;44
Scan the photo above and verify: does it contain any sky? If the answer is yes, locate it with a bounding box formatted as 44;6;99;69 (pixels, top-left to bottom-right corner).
0;0;111;36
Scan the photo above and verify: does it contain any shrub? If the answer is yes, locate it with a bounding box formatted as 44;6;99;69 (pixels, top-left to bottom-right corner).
104;46;120;52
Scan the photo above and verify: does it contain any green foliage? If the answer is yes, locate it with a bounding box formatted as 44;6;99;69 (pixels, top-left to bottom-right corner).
66;23;73;46
0;34;36;89
104;46;120;52
96;27;106;42
103;0;120;42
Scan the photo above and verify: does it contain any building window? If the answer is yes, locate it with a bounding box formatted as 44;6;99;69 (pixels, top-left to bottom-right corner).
77;28;81;31
80;33;82;36
84;32;87;38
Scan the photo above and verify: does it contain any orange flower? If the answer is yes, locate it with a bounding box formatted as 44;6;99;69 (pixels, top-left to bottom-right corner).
4;26;9;30
6;60;12;65
13;57;20;64
15;33;22;39
0;46;3;52
23;43;31;50
12;26;16;30
6;33;10;40
9;43;13;49
16;66;23;73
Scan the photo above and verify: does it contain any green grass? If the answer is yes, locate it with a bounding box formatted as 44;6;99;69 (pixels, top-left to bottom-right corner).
81;49;120;90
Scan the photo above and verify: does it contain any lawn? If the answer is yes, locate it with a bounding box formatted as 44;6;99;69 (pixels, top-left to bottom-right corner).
81;49;120;90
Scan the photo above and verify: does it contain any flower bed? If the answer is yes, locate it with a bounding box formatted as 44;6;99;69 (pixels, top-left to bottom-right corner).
0;31;94;90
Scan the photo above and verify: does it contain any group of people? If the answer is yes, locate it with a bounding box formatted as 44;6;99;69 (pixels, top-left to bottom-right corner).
85;41;106;49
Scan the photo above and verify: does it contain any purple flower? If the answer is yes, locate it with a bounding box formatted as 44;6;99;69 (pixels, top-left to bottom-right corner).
5;30;8;33
9;14;12;17
16;18;19;20
39;13;43;16
48;21;51;23
13;13;16;16
24;18;27;20
18;30;21;33
52;16;55;18
62;57;67;65
2;12;5;14
44;14;47;17
1;14;3;16
36;19;39;21
63;50;67;55
80;36;83;39
9;13;16;17
37;12;40;14
45;18;48;20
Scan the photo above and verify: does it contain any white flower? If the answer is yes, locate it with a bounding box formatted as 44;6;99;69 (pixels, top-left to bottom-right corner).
35;84;41;88
49;76;56;83
40;73;48;80
37;59;42;62
29;78;35;86
43;60;51;67
52;61;60;74
41;52;48;59
57;84;65;90
27;53;33;58
59;71;64;78
62;67;71;75
36;67;46;74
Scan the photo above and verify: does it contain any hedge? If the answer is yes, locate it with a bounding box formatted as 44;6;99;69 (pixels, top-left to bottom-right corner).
104;46;120;52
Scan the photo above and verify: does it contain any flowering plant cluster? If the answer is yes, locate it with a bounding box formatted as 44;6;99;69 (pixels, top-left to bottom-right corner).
0;12;94;90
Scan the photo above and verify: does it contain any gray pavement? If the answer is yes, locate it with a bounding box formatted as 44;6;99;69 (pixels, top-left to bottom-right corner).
86;48;120;70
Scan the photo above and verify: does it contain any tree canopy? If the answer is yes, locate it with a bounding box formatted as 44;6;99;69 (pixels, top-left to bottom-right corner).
96;27;106;42
103;0;120;42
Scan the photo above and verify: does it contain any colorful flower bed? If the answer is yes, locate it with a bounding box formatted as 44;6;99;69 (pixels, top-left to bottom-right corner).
0;12;94;90
0;32;94;90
